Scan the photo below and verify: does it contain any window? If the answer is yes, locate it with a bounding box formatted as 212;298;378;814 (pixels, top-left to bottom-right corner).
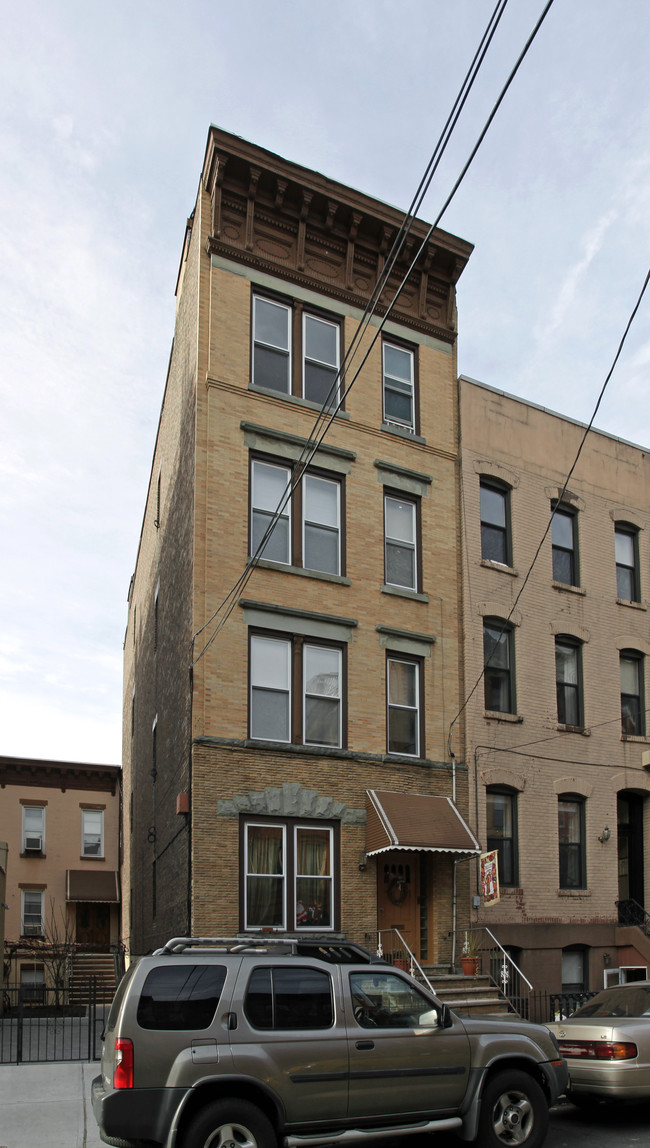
486;788;518;886
558;795;586;889
383;341;415;431
387;656;422;757
483;620;514;714
555;637;583;727
621;650;645;736
350;970;441;1028
562;947;587;993
21;890;44;937
137;965;227;1030
20;965;45;1004
252;294;341;409
250;457;342;576
243;819;337;932
82;809;104;857
615;525;640;601
250;633;343;747
552;506;578;585
22;806;45;854
384;493;418;590
245;966;334;1029
480;480;510;565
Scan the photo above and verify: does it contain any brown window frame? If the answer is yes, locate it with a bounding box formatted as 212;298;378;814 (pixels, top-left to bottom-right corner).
386;651;425;758
248;628;348;749
383;488;422;592
382;335;419;435
251;289;344;411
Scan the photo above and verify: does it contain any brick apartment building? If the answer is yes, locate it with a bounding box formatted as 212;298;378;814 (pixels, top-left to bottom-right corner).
122;126;479;965
460;376;650;997
0;756;121;997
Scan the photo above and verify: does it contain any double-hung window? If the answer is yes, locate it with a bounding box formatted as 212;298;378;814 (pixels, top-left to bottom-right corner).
621;650;645;736
383;342;415;431
22;805;45;854
82;809;104;857
384;493;418;591
21;889;44;937
486;788;518;886
250;457;342;576
387;655;422;757
252;294;342;410
615;524;640;601
552;506;578;586
558;795;586;889
483;619;515;714
555;637;583;727
243;818;337;932
250;633;343;748
480;480;510;565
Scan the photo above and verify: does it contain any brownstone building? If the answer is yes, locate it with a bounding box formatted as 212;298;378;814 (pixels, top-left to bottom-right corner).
123;127;479;965
0;755;121;995
460;376;650;998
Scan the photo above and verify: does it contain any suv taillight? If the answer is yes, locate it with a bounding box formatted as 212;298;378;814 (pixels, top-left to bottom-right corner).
114;1038;134;1088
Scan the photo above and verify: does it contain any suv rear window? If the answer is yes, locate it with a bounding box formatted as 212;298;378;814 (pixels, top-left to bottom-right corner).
245;966;333;1030
137;964;227;1030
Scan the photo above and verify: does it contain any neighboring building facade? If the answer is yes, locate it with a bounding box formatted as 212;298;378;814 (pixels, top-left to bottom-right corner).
460;376;650;997
0;756;121;994
123;126;478;964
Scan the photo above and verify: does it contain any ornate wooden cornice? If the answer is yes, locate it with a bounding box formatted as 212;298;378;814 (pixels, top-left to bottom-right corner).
202;127;473;342
0;755;121;795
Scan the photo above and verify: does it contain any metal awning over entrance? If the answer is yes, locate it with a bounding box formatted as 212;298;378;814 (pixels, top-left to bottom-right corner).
365;789;480;857
66;870;120;903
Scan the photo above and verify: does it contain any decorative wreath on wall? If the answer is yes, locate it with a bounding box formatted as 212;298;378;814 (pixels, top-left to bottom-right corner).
387;876;409;904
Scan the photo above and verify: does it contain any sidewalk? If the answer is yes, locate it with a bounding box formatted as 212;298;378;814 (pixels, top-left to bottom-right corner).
0;1062;103;1148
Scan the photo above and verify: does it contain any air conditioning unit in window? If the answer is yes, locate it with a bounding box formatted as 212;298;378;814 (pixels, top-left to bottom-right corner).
23;925;42;936
24;835;43;852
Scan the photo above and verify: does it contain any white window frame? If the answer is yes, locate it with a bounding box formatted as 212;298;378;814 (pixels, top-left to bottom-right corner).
22;805;45;854
244;821;287;931
303;644;342;748
383;342;415;430
384;494;417;590
294;824;334;931
250;635;292;743
387;656;421;757
21;889;44;937
302;313;340;408
252;295;291;393
81;808;104;858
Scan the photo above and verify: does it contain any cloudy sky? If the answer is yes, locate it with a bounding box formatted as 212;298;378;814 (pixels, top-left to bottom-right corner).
1;0;648;765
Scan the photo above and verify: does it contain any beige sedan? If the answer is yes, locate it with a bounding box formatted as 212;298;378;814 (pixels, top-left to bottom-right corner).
547;982;650;1103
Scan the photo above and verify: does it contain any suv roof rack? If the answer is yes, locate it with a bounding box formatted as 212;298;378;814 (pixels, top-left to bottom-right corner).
153;936;387;964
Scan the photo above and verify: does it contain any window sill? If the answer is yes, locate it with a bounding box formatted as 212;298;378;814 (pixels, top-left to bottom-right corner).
254;558;351;586
381;421;425;445
616;598;646;610
552;581;585;596
480;559;518;577
247;383;351;418
484;710;523;724
621;733;650;743
499;886;522;895
20;852;46;859
80;855;105;861
381;584;429;603
556;723;591;736
558;888;591;897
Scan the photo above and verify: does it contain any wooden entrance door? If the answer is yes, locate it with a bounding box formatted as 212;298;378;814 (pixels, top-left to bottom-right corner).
377;853;419;960
75;903;110;948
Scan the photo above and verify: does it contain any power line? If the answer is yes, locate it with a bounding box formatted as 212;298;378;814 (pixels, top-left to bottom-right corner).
192;0;556;666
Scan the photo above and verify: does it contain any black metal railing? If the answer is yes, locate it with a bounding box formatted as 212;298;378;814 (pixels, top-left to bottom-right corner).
0;978;114;1064
527;990;598;1025
616;898;650;932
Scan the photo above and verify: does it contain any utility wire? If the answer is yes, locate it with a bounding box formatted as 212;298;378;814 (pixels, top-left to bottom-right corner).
448;266;650;749
193;0;556;666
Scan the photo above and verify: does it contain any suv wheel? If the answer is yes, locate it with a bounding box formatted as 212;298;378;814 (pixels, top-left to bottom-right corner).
478;1070;548;1148
184;1099;276;1148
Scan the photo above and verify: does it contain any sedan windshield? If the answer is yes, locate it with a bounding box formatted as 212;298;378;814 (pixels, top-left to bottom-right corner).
572;984;650;1019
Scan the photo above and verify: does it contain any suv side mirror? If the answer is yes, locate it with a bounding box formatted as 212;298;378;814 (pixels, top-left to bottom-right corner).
439;1004;453;1028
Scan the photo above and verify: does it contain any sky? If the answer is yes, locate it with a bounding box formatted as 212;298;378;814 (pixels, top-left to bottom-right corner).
1;0;649;766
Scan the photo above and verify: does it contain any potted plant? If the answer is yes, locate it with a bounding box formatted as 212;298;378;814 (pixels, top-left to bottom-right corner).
460;931;482;975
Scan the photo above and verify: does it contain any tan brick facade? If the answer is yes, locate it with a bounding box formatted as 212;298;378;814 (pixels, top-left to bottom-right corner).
460;376;650;996
122;128;475;966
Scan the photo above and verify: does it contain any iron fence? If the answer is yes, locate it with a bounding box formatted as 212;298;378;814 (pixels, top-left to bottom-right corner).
527;990;598;1025
0;978;114;1064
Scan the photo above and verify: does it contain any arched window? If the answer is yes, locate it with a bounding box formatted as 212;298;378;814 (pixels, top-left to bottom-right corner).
483;618;515;714
486;787;518;886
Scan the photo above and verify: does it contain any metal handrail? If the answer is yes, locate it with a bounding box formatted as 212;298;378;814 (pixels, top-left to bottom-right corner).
616;898;650;933
371;929;435;991
483;927;533;992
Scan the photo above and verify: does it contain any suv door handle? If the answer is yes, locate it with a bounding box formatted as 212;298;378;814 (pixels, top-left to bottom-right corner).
355;1041;374;1050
